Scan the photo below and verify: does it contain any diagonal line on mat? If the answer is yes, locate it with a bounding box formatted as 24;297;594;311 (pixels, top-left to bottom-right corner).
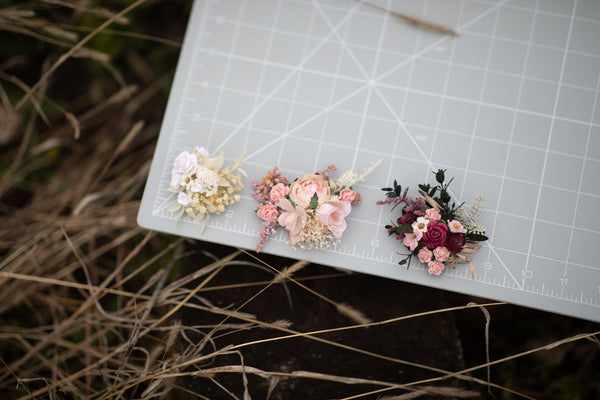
245;85;368;160
373;0;510;84
213;0;364;155
369;0;520;287
369;85;523;289
313;1;381;170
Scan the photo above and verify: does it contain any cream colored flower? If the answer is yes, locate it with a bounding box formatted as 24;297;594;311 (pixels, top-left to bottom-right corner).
177;192;192;207
170;173;182;189
194;146;210;158
193;165;220;195
172;151;197;176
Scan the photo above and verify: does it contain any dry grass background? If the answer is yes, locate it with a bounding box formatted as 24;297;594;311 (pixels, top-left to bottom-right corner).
0;1;599;399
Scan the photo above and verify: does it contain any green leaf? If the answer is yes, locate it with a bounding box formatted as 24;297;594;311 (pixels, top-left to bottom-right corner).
440;190;451;203
435;169;446;184
418;183;430;192
396;224;413;233
469;233;489;241
310;193;319;209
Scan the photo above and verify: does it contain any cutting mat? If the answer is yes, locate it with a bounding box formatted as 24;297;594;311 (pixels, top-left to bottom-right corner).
138;0;600;322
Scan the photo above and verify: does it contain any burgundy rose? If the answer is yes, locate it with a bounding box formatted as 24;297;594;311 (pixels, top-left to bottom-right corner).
445;232;466;253
421;220;448;249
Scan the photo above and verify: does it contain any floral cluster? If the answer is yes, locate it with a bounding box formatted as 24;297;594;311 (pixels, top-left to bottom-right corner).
167;146;246;228
253;161;380;252
377;169;488;277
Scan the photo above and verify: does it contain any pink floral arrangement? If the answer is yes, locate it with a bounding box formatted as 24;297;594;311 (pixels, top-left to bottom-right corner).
253;161;380;252
377;169;488;277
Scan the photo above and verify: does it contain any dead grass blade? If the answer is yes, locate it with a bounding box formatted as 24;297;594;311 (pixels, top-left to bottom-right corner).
240;248;373;324
14;0;149;113
469;302;492;394
113;246;181;384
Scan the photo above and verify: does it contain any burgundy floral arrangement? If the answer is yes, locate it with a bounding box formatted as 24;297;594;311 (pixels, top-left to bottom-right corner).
252;161;380;252
377;169;488;277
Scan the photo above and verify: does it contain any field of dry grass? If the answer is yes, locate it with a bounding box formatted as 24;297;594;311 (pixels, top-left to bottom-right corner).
0;1;599;399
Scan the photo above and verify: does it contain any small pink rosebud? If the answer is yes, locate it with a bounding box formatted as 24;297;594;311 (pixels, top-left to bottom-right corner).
339;188;357;202
418;247;433;263
428;260;445;276
257;204;279;221
425;208;441;221
433;246;450;262
270;183;290;202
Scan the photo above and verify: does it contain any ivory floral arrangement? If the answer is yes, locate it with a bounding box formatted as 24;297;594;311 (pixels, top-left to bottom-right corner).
253;161;381;252
167;146;246;228
377;169;488;277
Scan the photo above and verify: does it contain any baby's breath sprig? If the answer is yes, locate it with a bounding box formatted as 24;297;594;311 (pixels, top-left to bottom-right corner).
336;159;382;189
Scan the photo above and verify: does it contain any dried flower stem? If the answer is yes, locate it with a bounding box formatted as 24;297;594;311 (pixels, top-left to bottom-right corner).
359;1;457;36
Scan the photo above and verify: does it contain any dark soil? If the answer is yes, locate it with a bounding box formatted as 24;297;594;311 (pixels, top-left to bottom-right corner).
176;243;600;400
178;243;463;399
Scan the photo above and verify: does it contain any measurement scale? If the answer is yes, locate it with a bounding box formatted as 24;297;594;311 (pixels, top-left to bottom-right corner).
139;0;600;322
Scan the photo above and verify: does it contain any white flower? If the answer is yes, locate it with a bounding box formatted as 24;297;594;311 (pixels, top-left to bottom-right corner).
412;217;430;233
177;192;192;207
189;180;206;193
170;173;182;188
195;166;220;195
172;151;198;176
195;146;210;158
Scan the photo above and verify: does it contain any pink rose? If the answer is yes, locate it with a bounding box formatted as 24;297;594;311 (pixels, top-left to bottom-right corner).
425;208;441;221
270;183;290;202
403;231;422;251
428;260;445;276
289;173;330;208
433;246;450;262
257;204;279;221
316;201;351;237
421;220;448;249
448;220;467;233
277;198;307;244
339;188;357;202
418;247;433;263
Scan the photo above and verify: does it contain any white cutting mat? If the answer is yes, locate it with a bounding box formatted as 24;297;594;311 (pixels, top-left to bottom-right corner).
138;0;600;322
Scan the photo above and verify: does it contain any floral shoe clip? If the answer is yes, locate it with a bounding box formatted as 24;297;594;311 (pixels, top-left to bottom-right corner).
167;146;246;229
377;169;488;278
252;161;381;252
